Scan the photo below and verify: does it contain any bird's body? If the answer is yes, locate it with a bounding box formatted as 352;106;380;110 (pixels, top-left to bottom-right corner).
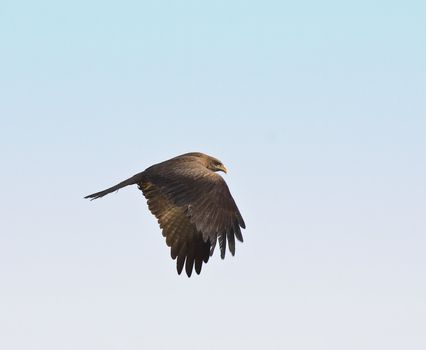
85;152;245;277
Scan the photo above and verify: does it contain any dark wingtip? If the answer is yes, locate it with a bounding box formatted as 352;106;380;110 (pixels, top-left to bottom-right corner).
195;263;202;275
233;222;244;243
219;234;226;259
239;217;246;229
176;254;185;275
185;254;195;277
227;229;236;256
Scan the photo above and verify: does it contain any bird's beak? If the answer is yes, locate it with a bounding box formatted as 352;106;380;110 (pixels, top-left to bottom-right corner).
217;164;228;174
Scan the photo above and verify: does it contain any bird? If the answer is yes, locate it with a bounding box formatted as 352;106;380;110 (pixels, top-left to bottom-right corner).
85;152;246;277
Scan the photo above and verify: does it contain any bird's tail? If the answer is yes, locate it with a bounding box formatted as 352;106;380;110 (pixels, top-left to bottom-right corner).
84;171;145;200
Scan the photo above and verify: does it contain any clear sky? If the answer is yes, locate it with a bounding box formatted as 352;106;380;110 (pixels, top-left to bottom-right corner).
1;1;425;349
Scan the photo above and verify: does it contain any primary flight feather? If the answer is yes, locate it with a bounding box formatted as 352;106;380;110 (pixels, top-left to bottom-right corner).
85;152;246;277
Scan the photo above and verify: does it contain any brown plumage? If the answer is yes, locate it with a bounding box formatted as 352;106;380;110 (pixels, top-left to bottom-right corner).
85;152;246;277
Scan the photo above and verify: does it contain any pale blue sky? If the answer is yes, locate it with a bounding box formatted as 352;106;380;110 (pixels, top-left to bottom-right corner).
1;1;425;349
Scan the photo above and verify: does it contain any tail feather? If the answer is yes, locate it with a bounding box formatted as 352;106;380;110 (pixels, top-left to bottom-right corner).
84;171;145;200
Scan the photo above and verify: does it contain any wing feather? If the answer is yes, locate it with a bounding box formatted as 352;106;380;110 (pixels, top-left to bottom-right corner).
227;226;236;256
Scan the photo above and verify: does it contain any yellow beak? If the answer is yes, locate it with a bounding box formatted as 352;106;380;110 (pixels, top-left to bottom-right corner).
217;164;228;174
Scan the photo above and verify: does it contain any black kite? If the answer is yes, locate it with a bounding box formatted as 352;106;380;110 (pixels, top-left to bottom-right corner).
85;152;246;277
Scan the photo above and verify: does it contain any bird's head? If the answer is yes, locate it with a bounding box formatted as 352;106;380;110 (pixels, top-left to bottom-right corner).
206;156;228;174
185;152;228;174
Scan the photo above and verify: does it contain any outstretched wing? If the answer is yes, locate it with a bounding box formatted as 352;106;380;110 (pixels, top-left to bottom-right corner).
139;181;211;277
140;162;245;276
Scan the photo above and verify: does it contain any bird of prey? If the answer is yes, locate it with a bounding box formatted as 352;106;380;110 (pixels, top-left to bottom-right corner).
85;152;246;277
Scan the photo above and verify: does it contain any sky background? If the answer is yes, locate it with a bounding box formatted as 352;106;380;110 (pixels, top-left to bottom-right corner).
1;0;425;349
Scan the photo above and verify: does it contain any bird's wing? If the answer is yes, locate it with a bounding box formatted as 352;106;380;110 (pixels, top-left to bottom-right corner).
139;181;211;277
142;164;245;261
